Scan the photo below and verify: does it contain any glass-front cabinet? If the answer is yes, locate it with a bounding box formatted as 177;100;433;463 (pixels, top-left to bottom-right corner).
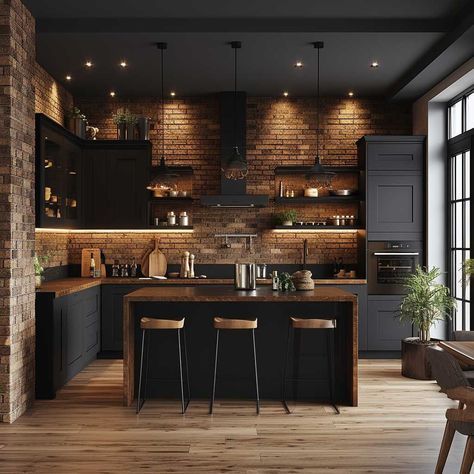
36;114;82;229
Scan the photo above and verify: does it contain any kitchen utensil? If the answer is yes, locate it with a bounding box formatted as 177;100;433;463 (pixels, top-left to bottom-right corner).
329;189;355;196
179;211;189;226
148;240;167;277
234;263;256;290
81;248;101;277
167;211;176;226
140;246;154;277
169;190;179;197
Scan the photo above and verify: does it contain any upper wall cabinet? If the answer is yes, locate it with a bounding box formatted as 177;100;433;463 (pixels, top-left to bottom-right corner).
36;114;83;229
35;114;151;230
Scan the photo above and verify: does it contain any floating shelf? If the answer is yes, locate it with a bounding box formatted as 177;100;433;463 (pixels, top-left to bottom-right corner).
275;196;360;204
272;225;361;233
148;225;194;232
149;197;194;203
150;165;194;175
274;166;362;175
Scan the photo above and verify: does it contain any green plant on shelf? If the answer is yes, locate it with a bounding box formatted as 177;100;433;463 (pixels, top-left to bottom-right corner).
112;108;137;125
273;209;297;226
67;106;86;120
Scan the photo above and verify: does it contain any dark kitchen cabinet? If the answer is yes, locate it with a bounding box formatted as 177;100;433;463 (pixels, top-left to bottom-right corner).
367;171;423;240
367;295;413;351
36;286;100;399
35;114;83;229
101;285;138;355
82;142;151;229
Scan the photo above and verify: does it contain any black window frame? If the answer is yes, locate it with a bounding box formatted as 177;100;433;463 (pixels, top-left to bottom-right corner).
448;85;474;331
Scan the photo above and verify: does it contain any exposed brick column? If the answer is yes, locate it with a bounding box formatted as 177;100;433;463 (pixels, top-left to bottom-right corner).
0;0;36;423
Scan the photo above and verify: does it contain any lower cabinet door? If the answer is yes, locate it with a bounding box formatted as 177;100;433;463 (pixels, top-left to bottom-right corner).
66;294;84;380
368;296;413;351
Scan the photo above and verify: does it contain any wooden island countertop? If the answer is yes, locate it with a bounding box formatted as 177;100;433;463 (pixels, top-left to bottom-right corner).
123;286;358;407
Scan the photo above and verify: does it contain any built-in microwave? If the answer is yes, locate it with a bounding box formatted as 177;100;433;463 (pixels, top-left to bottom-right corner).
368;241;423;295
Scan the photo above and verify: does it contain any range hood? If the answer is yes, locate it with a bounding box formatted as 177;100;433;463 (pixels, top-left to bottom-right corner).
201;92;269;208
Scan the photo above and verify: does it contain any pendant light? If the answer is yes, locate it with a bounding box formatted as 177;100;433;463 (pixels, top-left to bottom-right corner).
147;42;178;191
305;41;335;189
222;41;248;181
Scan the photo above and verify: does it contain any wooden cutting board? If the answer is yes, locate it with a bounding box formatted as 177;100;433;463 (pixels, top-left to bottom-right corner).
140;246;154;277
81;248;102;277
148;240;167;277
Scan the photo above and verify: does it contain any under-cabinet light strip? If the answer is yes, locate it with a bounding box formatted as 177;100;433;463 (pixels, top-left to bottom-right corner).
35;228;194;234
271;228;360;234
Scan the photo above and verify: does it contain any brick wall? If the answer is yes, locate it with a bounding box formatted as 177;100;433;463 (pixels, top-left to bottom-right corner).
33;63;73;126
0;0;36;423
36;96;411;268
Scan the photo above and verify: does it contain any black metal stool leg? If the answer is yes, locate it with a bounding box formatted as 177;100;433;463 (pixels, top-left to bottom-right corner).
209;329;220;414
251;329;260;415
137;329;146;414
327;329;339;414
182;326;191;410
177;328;186;414
281;322;292;414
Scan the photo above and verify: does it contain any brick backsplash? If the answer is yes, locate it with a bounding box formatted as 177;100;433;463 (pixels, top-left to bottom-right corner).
36;95;411;270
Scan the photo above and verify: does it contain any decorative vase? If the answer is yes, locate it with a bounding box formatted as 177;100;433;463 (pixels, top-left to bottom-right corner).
117;123;127;140
126;123;136;140
401;337;438;380
137;117;150;140
66;117;86;139
35;275;42;288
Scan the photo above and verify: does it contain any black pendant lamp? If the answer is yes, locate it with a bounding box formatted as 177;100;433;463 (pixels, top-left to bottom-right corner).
306;41;335;189
222;41;248;181
147;42;178;191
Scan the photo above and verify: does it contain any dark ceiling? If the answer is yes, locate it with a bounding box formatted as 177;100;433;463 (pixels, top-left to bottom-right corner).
24;0;474;100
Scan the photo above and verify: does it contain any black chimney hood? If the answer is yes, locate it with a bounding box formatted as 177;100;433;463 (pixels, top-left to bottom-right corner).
200;92;269;208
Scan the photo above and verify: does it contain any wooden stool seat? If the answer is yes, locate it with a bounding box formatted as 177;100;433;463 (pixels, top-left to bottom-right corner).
140;317;185;330
290;317;336;330
213;317;257;330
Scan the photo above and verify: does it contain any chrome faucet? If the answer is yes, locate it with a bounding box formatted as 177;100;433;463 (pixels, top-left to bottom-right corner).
302;239;308;269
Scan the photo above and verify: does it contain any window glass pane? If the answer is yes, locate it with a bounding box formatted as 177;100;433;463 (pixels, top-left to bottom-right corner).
455;300;463;331
451;202;456;244
465;201;470;247
456;250;463;297
465;302;471;331
455;153;463;200
456;202;463;248
450;100;463;138
465;151;471;199
467;93;474;132
466;250;471;302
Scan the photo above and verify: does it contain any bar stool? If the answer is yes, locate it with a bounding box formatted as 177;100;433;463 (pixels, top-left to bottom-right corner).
281;317;339;414
209;317;260;415
136;317;190;414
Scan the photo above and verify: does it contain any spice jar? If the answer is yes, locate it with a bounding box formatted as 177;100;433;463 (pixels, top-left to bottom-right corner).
167;211;176;226
179;211;189;227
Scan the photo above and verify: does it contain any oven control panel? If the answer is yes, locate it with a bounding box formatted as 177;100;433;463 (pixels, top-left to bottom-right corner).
385;241;415;250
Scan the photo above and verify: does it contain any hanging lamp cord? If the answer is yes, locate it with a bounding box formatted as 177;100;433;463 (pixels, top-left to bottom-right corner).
161;45;165;161
316;45;320;164
234;44;238;152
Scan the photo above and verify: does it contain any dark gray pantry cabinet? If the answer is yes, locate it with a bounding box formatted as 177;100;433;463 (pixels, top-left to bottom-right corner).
36;286;100;399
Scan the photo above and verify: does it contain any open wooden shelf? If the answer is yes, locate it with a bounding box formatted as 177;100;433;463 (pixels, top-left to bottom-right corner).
275;196;360;204
274;166;362;175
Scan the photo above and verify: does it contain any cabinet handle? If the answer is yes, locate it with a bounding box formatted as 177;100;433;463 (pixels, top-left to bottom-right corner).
373;252;419;256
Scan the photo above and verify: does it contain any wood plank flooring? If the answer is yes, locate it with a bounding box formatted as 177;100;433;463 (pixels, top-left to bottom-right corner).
0;359;469;473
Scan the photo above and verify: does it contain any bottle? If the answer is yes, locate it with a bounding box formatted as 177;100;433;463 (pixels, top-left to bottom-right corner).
112;260;119;277
272;270;279;291
89;253;95;278
279;181;284;197
130;258;138;278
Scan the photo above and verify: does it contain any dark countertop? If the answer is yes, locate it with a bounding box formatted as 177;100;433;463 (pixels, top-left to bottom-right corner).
123;285;358;303
37;277;367;298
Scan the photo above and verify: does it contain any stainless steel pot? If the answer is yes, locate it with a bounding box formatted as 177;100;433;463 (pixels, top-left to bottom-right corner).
234;263;256;290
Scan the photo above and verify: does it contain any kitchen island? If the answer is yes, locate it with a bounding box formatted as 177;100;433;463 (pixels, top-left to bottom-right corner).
123;286;358;407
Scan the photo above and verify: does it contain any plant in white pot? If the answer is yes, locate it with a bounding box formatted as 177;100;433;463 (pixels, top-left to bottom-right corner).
274;210;297;227
399;266;456;380
34;254;49;288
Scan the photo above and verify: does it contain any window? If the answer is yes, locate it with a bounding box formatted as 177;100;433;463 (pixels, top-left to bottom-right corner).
448;86;474;330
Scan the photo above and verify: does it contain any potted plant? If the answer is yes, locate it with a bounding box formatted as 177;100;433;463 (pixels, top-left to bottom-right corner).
66;107;87;138
399;266;456;380
277;272;296;292
34;254;49;288
113;108;137;140
463;259;474;283
275;210;297;226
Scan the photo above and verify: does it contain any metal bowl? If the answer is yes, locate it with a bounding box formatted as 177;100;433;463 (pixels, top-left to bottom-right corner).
329;189;356;196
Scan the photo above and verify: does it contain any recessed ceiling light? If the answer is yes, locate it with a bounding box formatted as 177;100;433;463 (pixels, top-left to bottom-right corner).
85;61;93;68
170;91;176;97
348;91;354;97
294;61;304;68
110;91;116;97
370;61;379;68
120;60;127;68
283;91;289;97
65;75;72;81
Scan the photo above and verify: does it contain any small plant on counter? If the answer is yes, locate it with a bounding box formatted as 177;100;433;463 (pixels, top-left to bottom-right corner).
34;254;49;288
278;272;296;292
67;106;86;120
399;266;455;343
463;258;474;284
112;108;137;126
274;209;297;226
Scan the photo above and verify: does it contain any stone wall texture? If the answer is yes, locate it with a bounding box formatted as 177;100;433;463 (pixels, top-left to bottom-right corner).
36;95;411;268
0;0;36;423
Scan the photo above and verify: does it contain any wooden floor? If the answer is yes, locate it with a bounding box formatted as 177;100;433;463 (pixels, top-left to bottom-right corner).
0;360;469;473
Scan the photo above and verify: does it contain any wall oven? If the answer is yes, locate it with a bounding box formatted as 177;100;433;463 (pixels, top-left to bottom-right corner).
368;241;422;294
